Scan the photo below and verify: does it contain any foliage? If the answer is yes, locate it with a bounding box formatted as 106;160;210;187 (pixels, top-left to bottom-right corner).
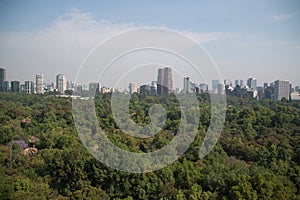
0;92;300;199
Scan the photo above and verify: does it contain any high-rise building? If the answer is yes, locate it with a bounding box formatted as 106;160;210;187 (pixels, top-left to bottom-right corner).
56;74;67;94
212;80;220;91
0;68;6;91
3;81;9;91
224;79;232;87
274;80;290;101
183;77;190;94
157;67;172;95
235;79;243;87
36;74;44;94
199;83;208;93
24;81;34;94
247;78;257;90
89;82;100;93
128;83;137;94
11;81;20;92
67;81;75;91
140;84;152;94
217;83;224;95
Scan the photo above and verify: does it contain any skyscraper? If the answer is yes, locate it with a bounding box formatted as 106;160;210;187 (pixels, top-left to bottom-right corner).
56;74;67;94
212;80;220;91
25;81;34;94
183;77;190;94
157;67;173;95
89;82;100;93
217;83;224;95
235;79;244;87
128;83;137;94
274;80;290;101
11;81;20;92
247;78;257;90
36;74;44;94
0;68;6;91
224;79;232;87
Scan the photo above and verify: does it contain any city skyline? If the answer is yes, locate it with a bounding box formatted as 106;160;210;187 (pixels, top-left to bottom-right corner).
0;66;298;98
0;1;299;87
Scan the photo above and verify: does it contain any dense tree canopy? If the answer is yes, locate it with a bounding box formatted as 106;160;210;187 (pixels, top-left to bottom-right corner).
0;92;300;199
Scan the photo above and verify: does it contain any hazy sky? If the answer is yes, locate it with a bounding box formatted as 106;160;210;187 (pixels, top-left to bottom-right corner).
0;0;299;88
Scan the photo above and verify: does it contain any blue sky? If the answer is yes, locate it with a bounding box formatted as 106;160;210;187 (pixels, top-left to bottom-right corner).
0;0;299;87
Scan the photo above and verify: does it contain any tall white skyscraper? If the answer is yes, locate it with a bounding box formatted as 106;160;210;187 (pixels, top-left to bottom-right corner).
36;74;44;94
274;80;290;101
56;74;67;94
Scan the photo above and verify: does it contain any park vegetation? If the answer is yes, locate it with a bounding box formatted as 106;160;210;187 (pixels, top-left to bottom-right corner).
0;92;300;199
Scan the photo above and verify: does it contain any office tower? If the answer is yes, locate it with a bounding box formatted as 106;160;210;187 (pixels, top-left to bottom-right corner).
199;83;208;93
224;79;232;87
89;82;100;93
274;80;290;101
140;84;152;94
56;74;67;94
235;79;243;87
25;81;34;94
36;74;44;94
183;77;190;94
212;80;220;91
217;83;224;95
11;81;20;92
128;83;137;94
151;81;157;94
157;68;164;94
263;82;268;88
67;81;75;91
157;67;173;95
247;78;257;90
3;81;9;91
0;68;6;91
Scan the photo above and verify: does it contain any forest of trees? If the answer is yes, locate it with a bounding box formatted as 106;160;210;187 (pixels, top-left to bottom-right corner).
0;92;300;199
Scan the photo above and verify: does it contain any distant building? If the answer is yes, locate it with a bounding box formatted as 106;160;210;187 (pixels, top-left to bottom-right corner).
157;67;173;95
3;81;9;91
139;84;152;94
67;81;75;91
212;80;220;91
217;83;224;95
224;79;232;87
128;83;137;94
36;74;44;94
151;81;157;94
11;81;20;92
24;81;34;94
0;68;6;91
183;77;190;94
100;87;113;94
235;79;243;87
247;78;257;90
89;82;100;93
291;92;300;101
274;80;290;101
56;74;67;94
199;83;209;94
